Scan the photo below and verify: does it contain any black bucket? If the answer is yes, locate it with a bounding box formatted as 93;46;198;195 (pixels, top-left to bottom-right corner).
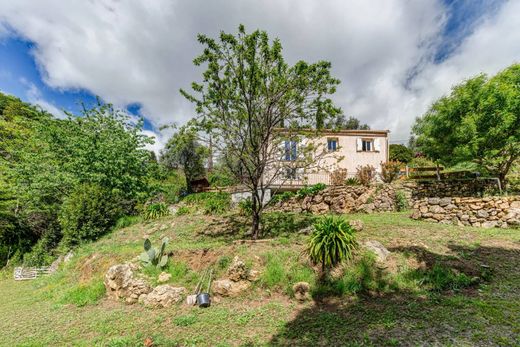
197;293;211;308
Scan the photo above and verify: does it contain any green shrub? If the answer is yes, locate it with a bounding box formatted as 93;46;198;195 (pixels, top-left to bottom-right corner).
182;192;231;215
380;161;402;183
61;280;105;307
60;183;123;246
296;183;327;198
395;190;409;211
22;231;59;266
142;202;169;220
208;171;236;187
238;198;253;216
307;216;358;276
271;191;295;204
262;212;317;237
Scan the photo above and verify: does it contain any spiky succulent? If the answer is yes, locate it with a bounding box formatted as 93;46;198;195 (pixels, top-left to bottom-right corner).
140;237;169;268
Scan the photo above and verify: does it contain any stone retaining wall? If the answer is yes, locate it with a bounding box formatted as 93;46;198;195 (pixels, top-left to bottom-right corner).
271;184;397;214
411;179;499;199
411;196;520;228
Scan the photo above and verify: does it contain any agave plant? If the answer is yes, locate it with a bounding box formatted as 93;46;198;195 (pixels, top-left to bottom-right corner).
140;237;169;268
306;216;357;278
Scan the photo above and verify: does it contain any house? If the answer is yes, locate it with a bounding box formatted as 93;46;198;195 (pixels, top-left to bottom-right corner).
268;129;389;189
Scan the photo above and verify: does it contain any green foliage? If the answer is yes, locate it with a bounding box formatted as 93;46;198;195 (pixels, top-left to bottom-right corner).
208;170;236;187
413;64;520;182
307;216;358;275
271;191;295;203
181;24;341;239
380;161;402;183
356;165;376;186
160;127;206;193
217;255;232;270
344;177;360;186
60;184;124;246
140;237;169;269
142;202;169;220
175;206;191;216
295;183;327;198
238;198;253;216
408;157;436;168
60;280;105;307
114;215;141;229
182;192;231;215
173;314;198;327
149;170;187;204
389;144;413;163
325;115;370;130
395;191;409;212
260;251;316;294
414;263;473;292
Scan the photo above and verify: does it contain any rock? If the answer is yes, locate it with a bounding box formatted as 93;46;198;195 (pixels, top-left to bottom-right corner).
64;251;74;263
428;197;440;205
298;226;314;235
476;210;489;218
104;264;152;304
510;201;520;209
439;197;452;207
48;255;64;273
429;205;445;214
247;269;261;282
228;256;249;282
292;282;311;302
140;285;186;308
168;205;178;215
481;221;498;229
309;201;329;214
157;272;172;283
364;240;390;262
212;279;250;297
349;219;364;232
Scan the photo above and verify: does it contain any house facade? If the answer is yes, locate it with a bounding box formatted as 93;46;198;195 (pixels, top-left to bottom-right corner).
269;129;389;189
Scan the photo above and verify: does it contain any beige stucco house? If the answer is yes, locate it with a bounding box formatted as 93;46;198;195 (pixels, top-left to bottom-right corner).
268;129;389;189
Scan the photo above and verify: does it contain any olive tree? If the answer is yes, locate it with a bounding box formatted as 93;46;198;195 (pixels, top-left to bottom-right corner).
181;25;341;239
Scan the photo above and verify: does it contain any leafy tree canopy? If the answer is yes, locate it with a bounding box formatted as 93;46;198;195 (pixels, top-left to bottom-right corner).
389;144;413;163
325;115;370;130
413;64;520;183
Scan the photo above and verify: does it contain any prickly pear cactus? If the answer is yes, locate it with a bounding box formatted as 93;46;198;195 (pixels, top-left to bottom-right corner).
140;237;169;269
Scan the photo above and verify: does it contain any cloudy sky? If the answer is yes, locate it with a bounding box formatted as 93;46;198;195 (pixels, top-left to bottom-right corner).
0;0;519;151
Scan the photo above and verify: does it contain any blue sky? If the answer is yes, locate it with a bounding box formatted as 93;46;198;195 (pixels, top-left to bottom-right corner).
0;0;517;148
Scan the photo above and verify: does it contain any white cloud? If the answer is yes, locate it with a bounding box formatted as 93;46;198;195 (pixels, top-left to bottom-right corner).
20;78;67;118
0;0;518;147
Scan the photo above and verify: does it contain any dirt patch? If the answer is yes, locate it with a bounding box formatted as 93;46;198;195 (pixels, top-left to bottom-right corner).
78;253;121;284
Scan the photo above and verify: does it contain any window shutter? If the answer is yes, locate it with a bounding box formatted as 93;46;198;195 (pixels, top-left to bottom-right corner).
356;138;362;151
374;139;381;152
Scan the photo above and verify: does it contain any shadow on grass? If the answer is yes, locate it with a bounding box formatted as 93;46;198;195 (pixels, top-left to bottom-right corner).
268;245;520;347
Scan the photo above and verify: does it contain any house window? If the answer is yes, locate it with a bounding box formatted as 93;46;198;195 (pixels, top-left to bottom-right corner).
284;140;297;161
362;139;373;152
327;138;338;152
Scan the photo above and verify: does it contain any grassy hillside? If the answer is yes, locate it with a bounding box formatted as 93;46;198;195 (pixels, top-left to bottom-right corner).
0;212;519;346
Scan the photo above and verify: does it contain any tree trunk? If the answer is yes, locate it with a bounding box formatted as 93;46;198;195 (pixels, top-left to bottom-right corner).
252;211;260;240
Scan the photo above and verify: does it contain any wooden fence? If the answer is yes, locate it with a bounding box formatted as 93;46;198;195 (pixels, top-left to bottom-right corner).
14;266;53;280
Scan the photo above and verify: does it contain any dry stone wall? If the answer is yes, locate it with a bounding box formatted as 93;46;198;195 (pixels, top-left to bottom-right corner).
410;179;499;199
271;185;397;214
411;196;520;228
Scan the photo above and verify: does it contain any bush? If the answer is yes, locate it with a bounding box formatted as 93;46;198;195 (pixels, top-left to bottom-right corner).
395;191;409;211
208;171;236;187
356;165;376;186
60;184;123;246
306;216;358;277
380;161;402;183
142;202;169;220
182;192;231;215
296;183;327;198
408;157;436;168
175;206;191;216
271;191;295;204
262;212;317;237
238;198;253;216
330;169;347;186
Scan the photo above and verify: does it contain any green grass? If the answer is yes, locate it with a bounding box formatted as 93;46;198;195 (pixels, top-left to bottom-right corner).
0;211;519;346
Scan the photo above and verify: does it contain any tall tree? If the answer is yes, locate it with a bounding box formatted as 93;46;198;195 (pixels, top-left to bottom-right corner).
181;25;341;238
160;127;207;192
325;115;370;130
389;144;413;163
413;64;520;185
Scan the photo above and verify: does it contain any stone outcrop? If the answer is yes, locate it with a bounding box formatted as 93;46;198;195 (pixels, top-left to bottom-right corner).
272;184;399;214
212;256;259;297
139;285;186;308
349;220;364;232
412;196;520;228
364;240;391;262
104;263;152;304
212;278;251;297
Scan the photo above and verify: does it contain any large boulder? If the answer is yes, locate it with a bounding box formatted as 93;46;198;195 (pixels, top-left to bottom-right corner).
212;279;251;297
104;264;152;304
139;285;186;308
363;240;391;262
